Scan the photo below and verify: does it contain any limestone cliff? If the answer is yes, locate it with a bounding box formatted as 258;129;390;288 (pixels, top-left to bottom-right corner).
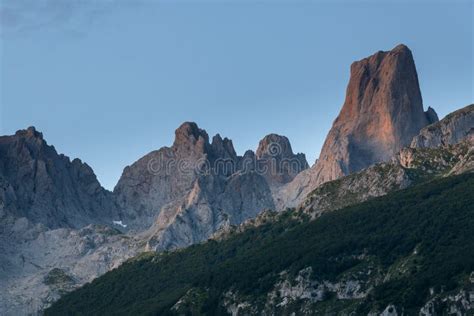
0;127;119;229
114;122;307;248
278;44;437;208
411;104;473;148
313;44;435;183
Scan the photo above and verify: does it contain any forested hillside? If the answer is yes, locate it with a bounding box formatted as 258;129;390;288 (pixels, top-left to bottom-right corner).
46;173;474;315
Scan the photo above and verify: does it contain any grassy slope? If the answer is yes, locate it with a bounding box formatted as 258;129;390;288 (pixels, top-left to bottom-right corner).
45;173;474;315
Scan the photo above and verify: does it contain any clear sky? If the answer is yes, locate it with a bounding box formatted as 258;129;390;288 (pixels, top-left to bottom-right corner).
1;0;472;190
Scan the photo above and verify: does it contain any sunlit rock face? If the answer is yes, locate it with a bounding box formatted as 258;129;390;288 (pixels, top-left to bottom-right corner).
314;44;435;183
279;44;437;208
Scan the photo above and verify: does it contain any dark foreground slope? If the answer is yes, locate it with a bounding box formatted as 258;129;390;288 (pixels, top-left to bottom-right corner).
46;173;474;315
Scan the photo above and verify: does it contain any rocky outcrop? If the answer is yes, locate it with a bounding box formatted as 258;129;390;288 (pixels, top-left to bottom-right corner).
217;133;474;243
425;106;439;124
313;44;435;182
145;171;275;251
256;134;309;185
0;216;141;315
211;134;238;171
300;136;474;219
446;134;474;175
0;127;136;315
0;127;119;229
0;124;308;314
411;104;473;148
113;122;212;230
278;44;437;208
113;122;307;249
300;163;412;218
266;267;369;309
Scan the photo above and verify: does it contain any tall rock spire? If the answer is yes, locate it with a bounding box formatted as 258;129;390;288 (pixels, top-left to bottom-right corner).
278;44;438;208
313;44;437;183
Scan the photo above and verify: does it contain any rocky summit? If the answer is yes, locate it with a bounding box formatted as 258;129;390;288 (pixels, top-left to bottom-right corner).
0;127;126;314
113;122;213;231
0;127;120;229
110;121;311;253
256;134;309;185
316;44;435;180
278;44;438;208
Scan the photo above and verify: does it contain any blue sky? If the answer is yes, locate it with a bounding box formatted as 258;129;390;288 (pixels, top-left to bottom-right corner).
1;0;472;190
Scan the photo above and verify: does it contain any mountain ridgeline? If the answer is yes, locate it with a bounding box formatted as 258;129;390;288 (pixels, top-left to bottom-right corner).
1;44;473;315
0;127;120;229
113;122;309;234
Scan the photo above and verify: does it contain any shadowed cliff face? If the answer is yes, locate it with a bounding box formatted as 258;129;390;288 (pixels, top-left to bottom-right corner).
0;127;119;229
278;44;438;208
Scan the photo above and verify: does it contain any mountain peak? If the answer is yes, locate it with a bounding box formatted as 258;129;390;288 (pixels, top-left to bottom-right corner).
392;43;410;52
211;134;237;161
0;127;118;229
15;126;44;140
255;133;309;185
312;44;433;184
256;134;293;159
425;106;439;124
173;122;209;148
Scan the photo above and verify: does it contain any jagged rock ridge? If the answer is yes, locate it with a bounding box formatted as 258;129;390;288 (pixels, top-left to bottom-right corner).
113;122;212;230
0;127;120;229
0;127;132;315
256;134;309;185
411;104;473;148
114;122;308;249
0;124;309;313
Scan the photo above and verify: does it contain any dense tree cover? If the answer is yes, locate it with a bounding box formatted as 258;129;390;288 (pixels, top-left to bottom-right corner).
45;173;474;315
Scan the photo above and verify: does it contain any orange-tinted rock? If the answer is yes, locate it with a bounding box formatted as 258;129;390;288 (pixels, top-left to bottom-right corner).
314;44;436;182
279;44;437;207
